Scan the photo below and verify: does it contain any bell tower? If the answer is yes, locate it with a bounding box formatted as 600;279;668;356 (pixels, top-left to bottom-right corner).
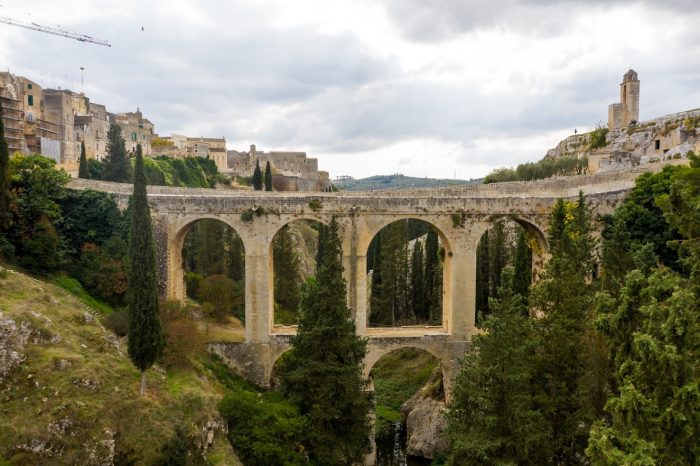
608;69;640;130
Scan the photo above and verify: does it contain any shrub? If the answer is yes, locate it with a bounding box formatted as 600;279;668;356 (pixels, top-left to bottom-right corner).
159;301;204;369
308;199;322;211
240;211;254;222
197;275;243;322
589;126;609;149
218;389;307;465
152;425;206;466
184;272;203;299
103;310;129;337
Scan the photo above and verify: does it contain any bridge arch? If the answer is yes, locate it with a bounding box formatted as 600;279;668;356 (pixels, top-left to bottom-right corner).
166;215;248;302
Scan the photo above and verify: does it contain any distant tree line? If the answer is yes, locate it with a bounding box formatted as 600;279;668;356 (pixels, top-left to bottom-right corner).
484;155;588;184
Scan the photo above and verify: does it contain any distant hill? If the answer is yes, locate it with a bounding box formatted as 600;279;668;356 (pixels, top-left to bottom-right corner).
333;174;481;191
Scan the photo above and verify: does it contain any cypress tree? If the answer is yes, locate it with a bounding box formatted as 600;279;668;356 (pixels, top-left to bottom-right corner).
264;160;273;191
529;193;597;463
448;266;546;465
78;140;89;179
424;228;439;313
0;100;11;231
127;143;163;395
475;231;490;322
273;225;301;321
315;222;326;273
252;159;263;190
411;240;426;321
227;234;244;282
369;232;382;321
279;216;371;464
511;230;532;303
103;124;132;182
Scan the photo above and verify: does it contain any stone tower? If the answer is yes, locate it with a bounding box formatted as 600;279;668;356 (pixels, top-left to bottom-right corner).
608;69;640;130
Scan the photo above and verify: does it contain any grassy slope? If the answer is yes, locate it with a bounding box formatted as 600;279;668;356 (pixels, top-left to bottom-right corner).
0;269;241;466
370;348;439;435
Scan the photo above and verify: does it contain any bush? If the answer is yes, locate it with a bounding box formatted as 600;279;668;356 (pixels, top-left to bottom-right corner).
153;425;206;466
103;310;129;337
198;275;243;322
218;389;307;465
159;301;203;369
184;272;204;299
589;126;609;149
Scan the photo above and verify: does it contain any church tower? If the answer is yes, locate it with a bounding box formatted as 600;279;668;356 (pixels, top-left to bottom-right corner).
608;69;640;130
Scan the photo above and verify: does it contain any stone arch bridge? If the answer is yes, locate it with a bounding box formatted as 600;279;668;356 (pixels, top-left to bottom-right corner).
69;162;673;397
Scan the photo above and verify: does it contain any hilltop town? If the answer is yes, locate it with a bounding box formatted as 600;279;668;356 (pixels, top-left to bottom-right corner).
544;69;700;173
0;71;330;191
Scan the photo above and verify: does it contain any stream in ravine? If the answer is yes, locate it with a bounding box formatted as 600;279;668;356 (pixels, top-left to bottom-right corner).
375;422;432;466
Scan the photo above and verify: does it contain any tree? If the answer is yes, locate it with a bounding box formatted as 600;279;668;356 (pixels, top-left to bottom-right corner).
0;100;11;232
103;124;132;182
511;230;532;303
198;274;242;322
252;159;262;190
529;193;598;464
475;230;490;322
448;266;546;466
373;220;410;326
278;217;371;464
424;228;440;320
410;240;427;321
587;156;700;465
273;225;301;321
264;160;273;191
78;140;89;179
127;143;163;395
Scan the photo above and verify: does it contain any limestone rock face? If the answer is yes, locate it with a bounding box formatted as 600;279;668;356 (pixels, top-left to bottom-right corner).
0;312;31;385
400;367;448;460
404;398;448;459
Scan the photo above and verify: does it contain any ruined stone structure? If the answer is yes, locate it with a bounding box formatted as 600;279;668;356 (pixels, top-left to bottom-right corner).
608;69;640;130
69;161;681;400
151;134;228;173
227;144;331;191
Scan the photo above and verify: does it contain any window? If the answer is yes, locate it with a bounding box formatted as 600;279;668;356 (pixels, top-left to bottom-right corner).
132;132;137;141
655;140;661;150
28;83;32;89
28;95;34;106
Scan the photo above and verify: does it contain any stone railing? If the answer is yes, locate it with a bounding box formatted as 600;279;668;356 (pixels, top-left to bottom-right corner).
68;159;685;200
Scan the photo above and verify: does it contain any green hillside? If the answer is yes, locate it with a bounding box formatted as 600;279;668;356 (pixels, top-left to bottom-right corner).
0;267;240;466
333;174;481;191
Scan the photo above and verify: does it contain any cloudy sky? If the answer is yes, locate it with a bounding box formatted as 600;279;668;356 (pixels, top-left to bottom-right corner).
1;0;699;179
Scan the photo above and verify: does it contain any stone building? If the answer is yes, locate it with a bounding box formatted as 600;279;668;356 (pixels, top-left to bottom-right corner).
0;72;60;161
109;108;154;155
608;69;640;130
152;134;228;172
226;144;331;191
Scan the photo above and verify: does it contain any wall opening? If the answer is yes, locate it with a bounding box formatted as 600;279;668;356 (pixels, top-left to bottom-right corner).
369;347;443;464
366;219;445;328
475;219;534;327
271;219;324;326
180;218;245;341
655;140;661;150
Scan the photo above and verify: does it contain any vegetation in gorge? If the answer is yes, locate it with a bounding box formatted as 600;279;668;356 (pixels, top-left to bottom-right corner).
483;155;588;183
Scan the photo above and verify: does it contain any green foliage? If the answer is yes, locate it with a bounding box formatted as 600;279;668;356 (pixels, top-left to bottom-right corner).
197;274;243;322
529;194;601;464
78;141;89;179
273;225;301;323
127;145;164;389
52;274;116;315
450;212;465;228
218;388;307;466
264;160;273;191
588;155;700;465
448;267;545;466
153;425;206;466
600;165;684;293
589;125;609;149
252;159;263;190
87;158;103;180
308;199;322;211
159;301;203;370
371;348;438;436
103;309;130;336
184;271;204;299
6;154;70;271
278;217;371;464
103;124;132;183
511;230;532;301
483;156;588;183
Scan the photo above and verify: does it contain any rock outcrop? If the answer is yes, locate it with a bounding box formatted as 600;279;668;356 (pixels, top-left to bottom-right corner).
400;367;448;460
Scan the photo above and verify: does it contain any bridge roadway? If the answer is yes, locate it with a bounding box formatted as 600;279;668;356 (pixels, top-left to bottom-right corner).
68;161;679;394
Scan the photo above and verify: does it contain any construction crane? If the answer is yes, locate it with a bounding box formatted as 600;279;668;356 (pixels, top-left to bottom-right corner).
0;14;111;47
